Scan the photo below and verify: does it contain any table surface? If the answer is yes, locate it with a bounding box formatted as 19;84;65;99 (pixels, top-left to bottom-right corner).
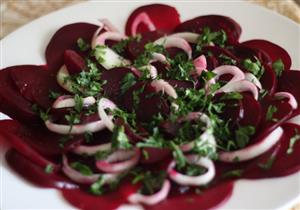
1;0;300;209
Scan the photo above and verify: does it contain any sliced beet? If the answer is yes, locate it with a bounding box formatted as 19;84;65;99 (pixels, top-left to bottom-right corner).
125;4;180;36
215;93;261;128
167;80;194;90
244;123;300;178
241;40;291;71
240;93;262;127
228;44;272;65
0;67;38;122
64;50;86;75
101;67;137;103
121;82;170;122
45;23;98;73
175;15;242;44
140;147;171;164
199;46;239;67
62;180;139;210
257;97;293;141
277;70;300;107
10;65;62;109
148;182;234;210
0;120;62;158
127;30;164;60
6;149;77;189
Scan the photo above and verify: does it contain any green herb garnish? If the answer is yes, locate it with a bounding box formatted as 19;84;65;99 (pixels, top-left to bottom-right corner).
77;38;90;51
242;58;265;79
70;162;93;176
272;59;284;77
44;164;54;174
120;73;136;95
287;129;300;155
111;125;132;149
222;169;243;178
266;105;278;121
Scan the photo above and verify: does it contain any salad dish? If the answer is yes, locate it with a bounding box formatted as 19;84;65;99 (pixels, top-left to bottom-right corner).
0;3;300;210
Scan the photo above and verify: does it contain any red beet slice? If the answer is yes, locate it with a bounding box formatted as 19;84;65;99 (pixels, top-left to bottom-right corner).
45;23;98;73
6;149;77;189
121;82;170;122
277;70;300;107
64;50;86;75
127;30;164;60
240;93;262;127
229;44;272;65
0;67;38;122
175;15;242;44
244;123;300;178
259;64;277;94
140;147;171;164
148;182;234;210
101;67;137;103
0;120;62;158
62;181;139;210
125;4;180;36
10;65;62;109
241;40;291;71
167;79;194;90
200;46;239;67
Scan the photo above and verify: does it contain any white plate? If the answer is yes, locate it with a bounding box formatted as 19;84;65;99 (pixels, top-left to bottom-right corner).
1;1;300;209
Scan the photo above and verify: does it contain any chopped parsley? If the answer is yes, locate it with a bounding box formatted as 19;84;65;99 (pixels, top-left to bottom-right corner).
222;169;243;178
132;169;166;195
177;163;206;176
234;126;255;149
219;54;237;65
70;162;93;176
111;34;141;54
272;59;284;77
170;141;186;169
220;92;243;101
134;42;165;68
287;129;300;155
91;45;106;64
77;38;90;52
167;52;195;81
74;94;83;113
48;90;61;100
266;105;278;121
44;164;54;174
259;89;269;100
90;176;105;195
258;156;275;170
111;125;132;150
65;60;105;96
196;27;227;51
120;73;136;95
242;58;265;79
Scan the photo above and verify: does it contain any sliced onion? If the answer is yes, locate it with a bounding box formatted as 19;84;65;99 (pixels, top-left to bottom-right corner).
96;148;140;173
275;92;298;110
130;67;142;78
56;65;74;93
62;155;118;184
98;98;117;131
216;80;259;100
219;126;283;162
193;55;207;76
45;119;108;135
53;95;96;109
92;32;127;48
150;52;168;64
244;72;262;89
98;18;120;33
212;65;245;83
73;143;112;155
139;65;158;79
131;12;156;35
151;79;178;99
286;114;300;126
128;180;171;205
168;155;215;186
154;37;192;59
94;47;131;69
170;32;199;44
